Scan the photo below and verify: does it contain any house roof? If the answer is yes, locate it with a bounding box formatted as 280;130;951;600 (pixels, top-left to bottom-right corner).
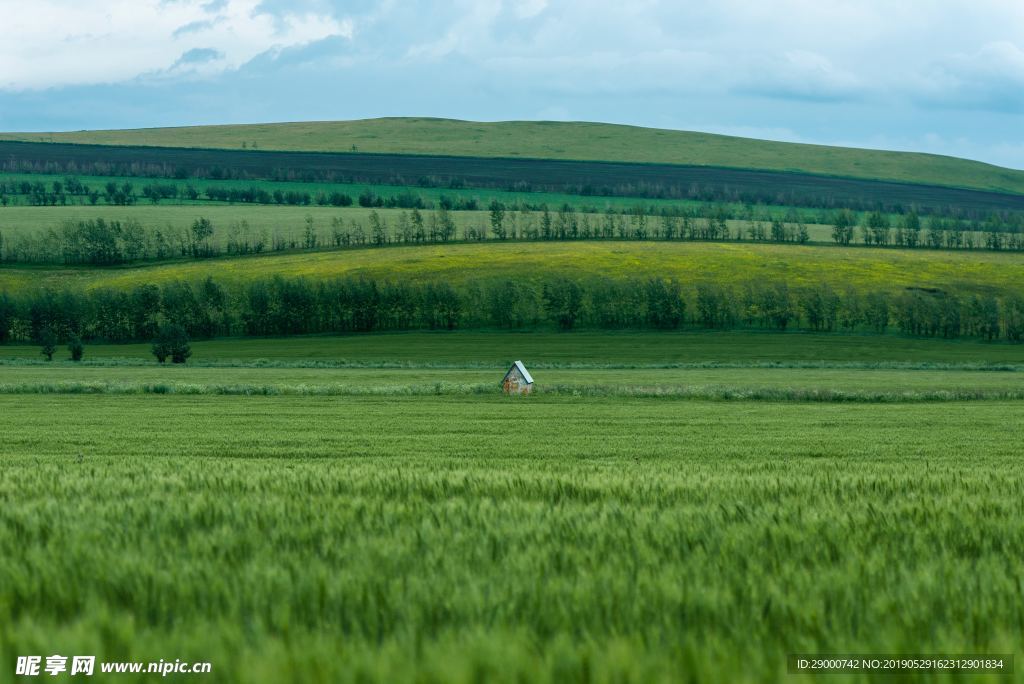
505;360;534;384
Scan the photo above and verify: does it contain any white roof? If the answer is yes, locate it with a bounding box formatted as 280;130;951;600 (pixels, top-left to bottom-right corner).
508;360;533;384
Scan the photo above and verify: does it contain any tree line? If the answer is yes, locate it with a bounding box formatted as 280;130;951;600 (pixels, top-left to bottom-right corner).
2;275;1022;345
5;175;1024;228
3;204;1024;266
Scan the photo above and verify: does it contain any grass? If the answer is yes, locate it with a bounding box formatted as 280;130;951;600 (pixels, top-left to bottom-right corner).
1;393;1023;683
1;239;1022;297
3;117;1023;194
4;330;1024;365
0;364;1022;400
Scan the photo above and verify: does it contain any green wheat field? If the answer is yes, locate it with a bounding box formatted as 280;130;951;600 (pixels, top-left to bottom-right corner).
1;332;1023;683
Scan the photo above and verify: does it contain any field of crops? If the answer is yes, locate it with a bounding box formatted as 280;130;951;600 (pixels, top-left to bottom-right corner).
3;362;1024;400
4;117;1024;683
1;239;1021;297
4;118;1023;195
4;141;1023;215
2;389;1023;683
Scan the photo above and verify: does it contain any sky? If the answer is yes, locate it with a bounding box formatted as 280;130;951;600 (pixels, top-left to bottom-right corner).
0;0;1022;169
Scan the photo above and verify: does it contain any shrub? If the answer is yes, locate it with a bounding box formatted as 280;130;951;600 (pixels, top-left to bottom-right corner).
68;334;84;362
38;328;57;361
152;323;191;364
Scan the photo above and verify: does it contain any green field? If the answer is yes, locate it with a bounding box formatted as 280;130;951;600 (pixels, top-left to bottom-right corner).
1;363;1024;401
4;118;1023;194
0;170;834;219
2;392;1023;683
4;116;1024;683
1;240;1020;297
4;331;1024;682
4;330;1023;365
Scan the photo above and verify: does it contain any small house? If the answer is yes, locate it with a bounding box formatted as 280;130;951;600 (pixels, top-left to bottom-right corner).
502;360;534;395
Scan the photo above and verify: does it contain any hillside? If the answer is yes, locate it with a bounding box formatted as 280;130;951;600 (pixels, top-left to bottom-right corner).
3;118;1023;196
2;241;1021;295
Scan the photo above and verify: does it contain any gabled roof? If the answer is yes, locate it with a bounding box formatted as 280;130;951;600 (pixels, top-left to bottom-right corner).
505;360;533;384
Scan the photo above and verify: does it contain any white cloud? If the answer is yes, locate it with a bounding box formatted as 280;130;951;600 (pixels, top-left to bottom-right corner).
1;0;1022;166
0;0;351;90
913;40;1024;109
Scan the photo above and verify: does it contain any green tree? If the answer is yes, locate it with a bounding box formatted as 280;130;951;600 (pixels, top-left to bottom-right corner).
303;215;318;249
152;323;191;364
831;210;855;246
866;211;891;246
411;209;425;243
190;217;214;257
67;334;84;361
489;200;507;239
540;206;553;239
368;211;388;245
39;327;57;361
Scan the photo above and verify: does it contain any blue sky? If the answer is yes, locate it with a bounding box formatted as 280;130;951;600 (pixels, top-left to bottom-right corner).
1;0;1022;168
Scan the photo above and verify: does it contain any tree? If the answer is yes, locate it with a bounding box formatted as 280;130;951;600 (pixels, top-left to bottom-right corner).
190;217;214;257
489;200;507;239
152;323;191;364
902;212;921;248
303;215;318;249
864;292;890;333
542;279;583;331
368;211;387;245
67;334;84;361
39;327;57;361
540;207;553;239
411;208;425;243
831;210;855;246
866;211;891;246
796;223;810;244
0;293;14;342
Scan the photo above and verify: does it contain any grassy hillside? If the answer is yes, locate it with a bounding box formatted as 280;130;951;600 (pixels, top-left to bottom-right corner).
4;118;1023;195
2;240;1021;296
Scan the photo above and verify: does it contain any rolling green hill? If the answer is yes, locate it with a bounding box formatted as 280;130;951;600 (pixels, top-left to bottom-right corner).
3;117;1023;195
2;240;1021;295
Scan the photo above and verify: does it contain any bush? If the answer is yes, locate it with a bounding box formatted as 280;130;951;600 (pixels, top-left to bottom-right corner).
38;328;57;361
152;323;191;364
68;334;84;362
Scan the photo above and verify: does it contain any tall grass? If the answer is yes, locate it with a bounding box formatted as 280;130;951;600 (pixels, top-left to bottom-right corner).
1;394;1023;683
1;379;1022;402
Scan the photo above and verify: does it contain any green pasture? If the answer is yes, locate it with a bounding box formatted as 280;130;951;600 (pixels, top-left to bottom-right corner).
0;363;1022;398
1;394;1022;683
3;330;1024;366
1;240;1021;296
4;117;1023;194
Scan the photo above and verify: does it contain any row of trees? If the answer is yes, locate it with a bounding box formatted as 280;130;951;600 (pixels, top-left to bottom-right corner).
829;210;1024;250
4;204;1024;266
6;156;1022;216
3;276;1022;345
4;174;1024;228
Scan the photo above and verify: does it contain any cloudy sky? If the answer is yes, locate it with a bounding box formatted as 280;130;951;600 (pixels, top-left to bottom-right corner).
1;0;1022;168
